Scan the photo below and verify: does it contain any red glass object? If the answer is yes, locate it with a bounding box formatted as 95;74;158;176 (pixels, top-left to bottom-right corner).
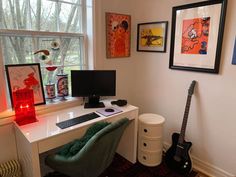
46;66;57;71
13;89;37;126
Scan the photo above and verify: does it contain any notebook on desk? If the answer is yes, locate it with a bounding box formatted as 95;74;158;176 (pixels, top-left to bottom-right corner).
96;107;122;117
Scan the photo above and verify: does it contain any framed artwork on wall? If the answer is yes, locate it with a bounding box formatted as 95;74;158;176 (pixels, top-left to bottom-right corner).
137;21;168;52
231;38;236;64
169;0;227;73
5;63;46;107
106;12;131;58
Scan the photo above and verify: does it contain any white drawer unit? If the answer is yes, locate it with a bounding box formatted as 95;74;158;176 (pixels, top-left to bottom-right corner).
138;113;165;166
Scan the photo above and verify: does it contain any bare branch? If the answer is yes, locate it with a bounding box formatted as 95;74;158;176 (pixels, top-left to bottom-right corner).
65;0;80;32
36;0;41;30
15;0;23;29
8;0;17;29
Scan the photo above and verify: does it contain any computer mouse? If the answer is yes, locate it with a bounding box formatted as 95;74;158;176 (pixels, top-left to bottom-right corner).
105;108;115;112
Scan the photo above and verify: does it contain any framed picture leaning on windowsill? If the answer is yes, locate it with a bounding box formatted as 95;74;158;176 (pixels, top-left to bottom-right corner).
169;0;227;73
137;21;168;52
5;63;46;107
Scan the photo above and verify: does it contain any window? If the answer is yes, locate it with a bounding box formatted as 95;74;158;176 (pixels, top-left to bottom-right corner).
0;0;93;110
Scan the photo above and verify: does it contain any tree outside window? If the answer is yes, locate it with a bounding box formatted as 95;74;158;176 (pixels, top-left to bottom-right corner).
0;0;92;109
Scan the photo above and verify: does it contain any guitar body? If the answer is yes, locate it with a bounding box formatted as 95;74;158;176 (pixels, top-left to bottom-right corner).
165;133;192;175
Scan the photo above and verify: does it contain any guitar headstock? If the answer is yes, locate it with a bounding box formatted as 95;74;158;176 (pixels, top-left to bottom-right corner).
188;80;196;96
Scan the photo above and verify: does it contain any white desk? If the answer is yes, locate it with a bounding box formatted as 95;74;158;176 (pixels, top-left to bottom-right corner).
14;101;139;177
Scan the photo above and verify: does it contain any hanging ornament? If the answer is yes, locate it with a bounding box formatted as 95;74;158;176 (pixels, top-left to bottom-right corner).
34;49;50;62
46;66;57;72
51;41;60;50
34;49;50;56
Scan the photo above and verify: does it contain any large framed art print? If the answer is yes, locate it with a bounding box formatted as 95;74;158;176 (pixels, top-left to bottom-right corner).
5;63;46;107
169;0;227;73
106;12;131;58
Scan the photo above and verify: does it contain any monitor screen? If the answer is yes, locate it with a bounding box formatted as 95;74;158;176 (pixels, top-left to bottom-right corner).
71;70;116;100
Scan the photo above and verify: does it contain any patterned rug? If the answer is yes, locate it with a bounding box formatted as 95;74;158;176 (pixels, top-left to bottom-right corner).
99;153;198;177
45;153;198;177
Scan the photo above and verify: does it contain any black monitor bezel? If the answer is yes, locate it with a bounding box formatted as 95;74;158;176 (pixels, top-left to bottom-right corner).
71;70;116;108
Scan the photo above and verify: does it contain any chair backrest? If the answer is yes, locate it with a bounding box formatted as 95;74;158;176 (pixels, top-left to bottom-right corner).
46;118;130;177
73;117;130;177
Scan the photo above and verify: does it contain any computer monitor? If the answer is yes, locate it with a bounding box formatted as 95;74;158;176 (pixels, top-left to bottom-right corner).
71;70;116;108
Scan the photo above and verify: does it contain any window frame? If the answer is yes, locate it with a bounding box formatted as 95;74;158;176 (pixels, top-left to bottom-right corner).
0;29;88;108
0;0;93;112
0;0;96;113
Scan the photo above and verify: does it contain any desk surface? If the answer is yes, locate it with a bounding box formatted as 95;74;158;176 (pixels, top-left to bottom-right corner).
15;100;138;144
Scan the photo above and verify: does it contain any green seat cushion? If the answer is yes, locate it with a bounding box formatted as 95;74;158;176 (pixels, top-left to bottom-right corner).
57;121;110;157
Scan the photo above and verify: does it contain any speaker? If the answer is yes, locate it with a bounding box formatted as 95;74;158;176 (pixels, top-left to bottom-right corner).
111;99;127;106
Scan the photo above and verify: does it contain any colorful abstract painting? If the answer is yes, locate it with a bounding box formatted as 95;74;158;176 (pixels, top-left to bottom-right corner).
106;12;131;58
137;21;168;52
141;27;164;47
181;17;210;55
5;63;45;107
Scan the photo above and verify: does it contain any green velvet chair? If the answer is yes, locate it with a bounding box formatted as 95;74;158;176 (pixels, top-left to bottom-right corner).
45;118;130;177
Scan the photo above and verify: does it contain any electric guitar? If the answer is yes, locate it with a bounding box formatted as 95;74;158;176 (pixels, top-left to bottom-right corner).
165;80;196;175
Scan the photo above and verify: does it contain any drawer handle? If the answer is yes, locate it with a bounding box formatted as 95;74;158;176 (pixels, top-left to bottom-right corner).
143;143;147;147
144;129;148;133
143;156;146;160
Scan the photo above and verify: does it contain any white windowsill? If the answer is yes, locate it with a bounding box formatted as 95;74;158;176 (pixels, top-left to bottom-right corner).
0;96;83;125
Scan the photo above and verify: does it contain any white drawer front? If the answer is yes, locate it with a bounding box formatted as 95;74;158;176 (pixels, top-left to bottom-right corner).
138;149;162;166
138;136;162;151
139;123;163;138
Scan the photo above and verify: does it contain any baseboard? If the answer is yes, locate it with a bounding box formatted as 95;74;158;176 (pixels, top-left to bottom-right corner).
163;142;235;177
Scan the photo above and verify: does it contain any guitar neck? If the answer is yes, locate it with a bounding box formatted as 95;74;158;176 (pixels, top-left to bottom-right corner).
178;94;192;144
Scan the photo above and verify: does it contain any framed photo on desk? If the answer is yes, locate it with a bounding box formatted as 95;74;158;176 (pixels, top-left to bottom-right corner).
5;63;46;107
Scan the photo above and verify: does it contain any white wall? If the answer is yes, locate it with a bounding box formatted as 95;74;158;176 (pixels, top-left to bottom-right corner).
93;0;137;101
0;0;235;174
95;0;236;175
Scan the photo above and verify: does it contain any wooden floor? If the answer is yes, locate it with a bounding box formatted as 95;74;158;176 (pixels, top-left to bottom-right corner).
43;153;204;177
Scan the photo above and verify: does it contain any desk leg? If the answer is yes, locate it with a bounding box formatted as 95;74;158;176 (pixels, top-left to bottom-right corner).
15;127;41;177
116;110;138;163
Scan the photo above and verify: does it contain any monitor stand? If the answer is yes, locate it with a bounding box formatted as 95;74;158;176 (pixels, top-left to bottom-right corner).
84;95;105;108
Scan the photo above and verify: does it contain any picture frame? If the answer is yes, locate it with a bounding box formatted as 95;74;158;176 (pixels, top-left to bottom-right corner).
106;12;131;58
5;63;46;107
169;0;227;73
231;38;236;65
137;21;168;52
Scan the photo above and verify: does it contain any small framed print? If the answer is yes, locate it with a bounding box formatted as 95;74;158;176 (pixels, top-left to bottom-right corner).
169;0;227;73
106;12;131;58
5;63;46;107
137;21;168;52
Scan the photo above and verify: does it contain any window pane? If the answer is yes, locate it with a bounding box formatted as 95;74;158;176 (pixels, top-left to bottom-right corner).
0;0;92;109
58;1;82;32
1;35;84;85
0;0;83;33
86;0;92;7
